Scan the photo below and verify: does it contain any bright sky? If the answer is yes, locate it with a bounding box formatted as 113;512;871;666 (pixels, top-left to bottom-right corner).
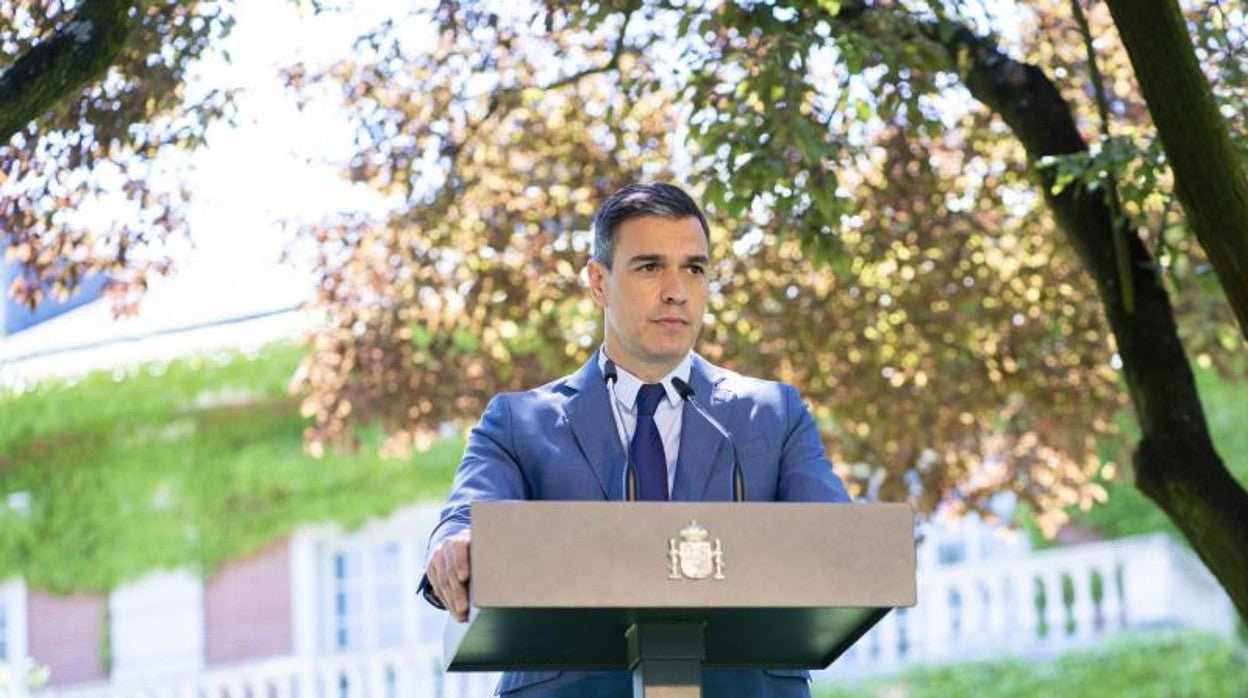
173;1;393;298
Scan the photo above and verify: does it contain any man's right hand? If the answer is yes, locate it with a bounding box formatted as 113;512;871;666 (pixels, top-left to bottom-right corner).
426;529;472;622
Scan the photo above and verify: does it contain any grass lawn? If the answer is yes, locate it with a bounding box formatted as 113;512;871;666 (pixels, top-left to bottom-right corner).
816;631;1248;698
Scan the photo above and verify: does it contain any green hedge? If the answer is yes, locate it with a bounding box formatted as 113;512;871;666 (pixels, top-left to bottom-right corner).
0;344;462;592
817;631;1248;698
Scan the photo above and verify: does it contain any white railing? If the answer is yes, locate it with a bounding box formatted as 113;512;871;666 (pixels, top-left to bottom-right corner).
33;644;498;698
823;532;1237;680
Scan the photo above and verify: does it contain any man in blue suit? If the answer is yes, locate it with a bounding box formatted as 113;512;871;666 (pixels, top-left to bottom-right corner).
423;182;851;696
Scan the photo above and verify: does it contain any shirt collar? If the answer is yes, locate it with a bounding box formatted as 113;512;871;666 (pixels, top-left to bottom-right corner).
597;348;692;411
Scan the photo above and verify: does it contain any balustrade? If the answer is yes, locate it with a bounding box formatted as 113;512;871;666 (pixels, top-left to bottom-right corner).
33;645;497;698
824;533;1234;681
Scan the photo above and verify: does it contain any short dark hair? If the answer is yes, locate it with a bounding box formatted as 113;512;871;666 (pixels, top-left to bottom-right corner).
591;182;711;267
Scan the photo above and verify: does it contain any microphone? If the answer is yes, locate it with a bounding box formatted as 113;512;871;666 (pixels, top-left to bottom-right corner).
670;376;745;502
603;359;639;501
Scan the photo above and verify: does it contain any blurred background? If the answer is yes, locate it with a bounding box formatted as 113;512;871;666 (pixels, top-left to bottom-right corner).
2;1;1247;696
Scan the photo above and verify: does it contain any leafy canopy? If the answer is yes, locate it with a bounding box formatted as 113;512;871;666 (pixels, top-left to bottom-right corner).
1;0;235;313
288;1;1241;534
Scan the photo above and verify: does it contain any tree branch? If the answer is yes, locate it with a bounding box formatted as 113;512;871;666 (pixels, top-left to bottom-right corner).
539;3;639;92
0;0;139;143
443;4;644;187
1105;0;1248;341
1071;0;1134;315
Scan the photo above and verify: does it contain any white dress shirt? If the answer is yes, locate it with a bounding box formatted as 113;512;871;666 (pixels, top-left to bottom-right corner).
598;349;693;495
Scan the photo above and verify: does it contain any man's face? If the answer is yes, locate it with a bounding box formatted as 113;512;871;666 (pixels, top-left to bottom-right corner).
587;215;710;381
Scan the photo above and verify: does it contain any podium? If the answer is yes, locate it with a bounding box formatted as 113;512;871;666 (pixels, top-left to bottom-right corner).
444;501;915;697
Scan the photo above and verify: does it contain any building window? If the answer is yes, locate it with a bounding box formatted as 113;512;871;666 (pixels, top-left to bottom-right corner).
374;543;403;647
324;540;412;652
332;550;364;650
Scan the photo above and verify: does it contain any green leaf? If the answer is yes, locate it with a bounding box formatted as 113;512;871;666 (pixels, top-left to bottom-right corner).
853;99;871;122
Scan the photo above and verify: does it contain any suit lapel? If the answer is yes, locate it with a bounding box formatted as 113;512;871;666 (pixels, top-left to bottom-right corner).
672;356;733;501
564;354;625;500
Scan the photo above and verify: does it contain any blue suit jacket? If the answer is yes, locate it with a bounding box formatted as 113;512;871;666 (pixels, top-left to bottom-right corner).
424;352;850;696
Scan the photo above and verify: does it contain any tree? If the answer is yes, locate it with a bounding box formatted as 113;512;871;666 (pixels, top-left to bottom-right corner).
1;0;234;312
0;0;135;142
6;0;1246;622
1104;0;1248;340
287;0;1248;621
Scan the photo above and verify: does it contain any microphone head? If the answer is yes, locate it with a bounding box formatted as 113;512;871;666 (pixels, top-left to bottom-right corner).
670;376;695;401
603;359;619;384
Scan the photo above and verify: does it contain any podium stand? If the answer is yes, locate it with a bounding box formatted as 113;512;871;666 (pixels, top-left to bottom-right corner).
444;501;915;697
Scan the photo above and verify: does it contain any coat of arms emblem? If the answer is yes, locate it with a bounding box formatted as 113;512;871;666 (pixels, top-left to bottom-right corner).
667;520;725;580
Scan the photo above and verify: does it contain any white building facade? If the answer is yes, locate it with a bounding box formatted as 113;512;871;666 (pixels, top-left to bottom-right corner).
2;504;495;698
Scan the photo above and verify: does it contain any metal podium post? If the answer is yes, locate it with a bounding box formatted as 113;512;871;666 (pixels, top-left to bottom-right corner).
627;620;706;698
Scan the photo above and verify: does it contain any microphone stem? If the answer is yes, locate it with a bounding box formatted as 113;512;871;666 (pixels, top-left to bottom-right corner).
672;377;746;502
605;375;638;501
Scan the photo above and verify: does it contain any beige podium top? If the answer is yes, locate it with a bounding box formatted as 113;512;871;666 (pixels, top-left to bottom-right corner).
472;501;915;608
445;501;916;671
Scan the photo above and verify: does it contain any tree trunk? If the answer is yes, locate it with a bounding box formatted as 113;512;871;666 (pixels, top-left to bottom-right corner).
1104;0;1248;343
0;0;138;143
834;7;1248;623
938;20;1248;625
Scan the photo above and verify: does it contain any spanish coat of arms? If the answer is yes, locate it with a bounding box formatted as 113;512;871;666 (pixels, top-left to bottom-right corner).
667;520;725;580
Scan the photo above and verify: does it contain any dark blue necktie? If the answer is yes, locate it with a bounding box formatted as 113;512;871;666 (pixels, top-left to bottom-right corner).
631;383;668;501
